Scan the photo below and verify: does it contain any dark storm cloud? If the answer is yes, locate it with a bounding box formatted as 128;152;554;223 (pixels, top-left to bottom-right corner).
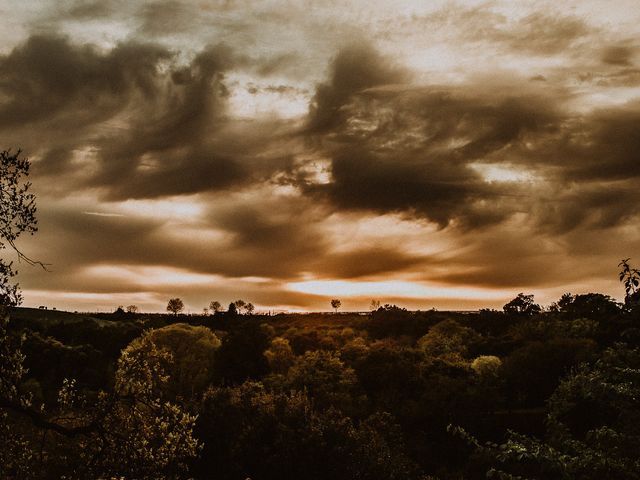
528;103;640;183
601;45;636;66
0;34;169;127
564;106;640;181
91;42;247;199
0;34;171;178
315;247;426;279
307;42;408;132
211;199;328;255
532;180;640;234
303;77;560;228
296;42;640;236
18;192;330;282
0;34;279;200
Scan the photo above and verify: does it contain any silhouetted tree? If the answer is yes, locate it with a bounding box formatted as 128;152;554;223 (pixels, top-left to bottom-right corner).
0;151;199;478
227;302;237;316
503;293;541;316
619;258;640;306
245;302;255;315
550;293;620;319
234;299;246;313
166;298;184;316
0;149;40;306
126;305;139;314
209;301;222;313
331;299;341;313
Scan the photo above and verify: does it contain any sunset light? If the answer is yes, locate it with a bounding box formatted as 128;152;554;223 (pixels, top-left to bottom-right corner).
287;279;507;301
2;2;640;477
1;0;638;314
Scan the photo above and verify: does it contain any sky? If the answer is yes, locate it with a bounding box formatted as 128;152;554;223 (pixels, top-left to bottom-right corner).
1;0;639;313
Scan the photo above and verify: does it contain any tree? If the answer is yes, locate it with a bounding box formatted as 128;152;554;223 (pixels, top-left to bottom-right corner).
166;298;184;316
0;151;199;478
452;344;640;480
234;299;246;312
126;304;139;314
619;258;640;305
331;298;342;313
245;302;255;315
503;293;541;316
195;382;422;480
122;323;221;402
470;355;502;378
264;337;295;374
281;350;359;411
370;299;381;311
209;300;222;313
417;319;481;360
550;292;620;319
227;302;237;316
1;149;40;306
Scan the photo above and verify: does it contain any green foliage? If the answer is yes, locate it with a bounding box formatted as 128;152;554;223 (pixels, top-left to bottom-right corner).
123;323;221;402
471;355;502;378
279;349;360;412
264;336;295;374
418;319;482;361
453;344;640;480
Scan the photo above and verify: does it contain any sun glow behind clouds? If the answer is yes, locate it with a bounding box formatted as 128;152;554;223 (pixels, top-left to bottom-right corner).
287;279;507;300
471;163;536;183
85;265;224;288
117;197;205;220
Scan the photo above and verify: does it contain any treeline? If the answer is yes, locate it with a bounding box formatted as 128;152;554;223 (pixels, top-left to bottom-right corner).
2;285;640;479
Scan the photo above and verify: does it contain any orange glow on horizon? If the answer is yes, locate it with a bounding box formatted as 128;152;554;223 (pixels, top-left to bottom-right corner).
287;279;508;300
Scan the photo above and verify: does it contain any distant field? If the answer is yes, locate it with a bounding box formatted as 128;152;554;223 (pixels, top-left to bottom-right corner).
9;307;131;328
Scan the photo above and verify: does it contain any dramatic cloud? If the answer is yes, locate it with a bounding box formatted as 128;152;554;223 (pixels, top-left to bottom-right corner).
1;0;639;312
307;42;408;132
302;80;561;228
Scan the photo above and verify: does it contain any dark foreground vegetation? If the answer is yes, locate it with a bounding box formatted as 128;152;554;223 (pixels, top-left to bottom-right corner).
2;149;640;478
2;284;640;479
